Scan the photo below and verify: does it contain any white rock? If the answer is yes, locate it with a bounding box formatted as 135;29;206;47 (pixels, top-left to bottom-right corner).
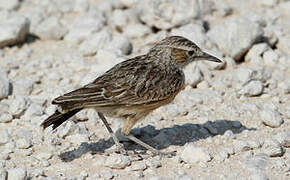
66;134;89;145
120;0;138;7
35;16;68;40
207;17;263;61
180;144;212;164
0;169;7;180
74;0;89;12
0;113;13;123
277;36;290;55
126;162;146;171
278;81;290;94
171;23;207;47
259;108;284;128
184;64;203;87
138;0;200;29
35;152;53;161
0;129;10;145
79;30;112;56
258;0;278;7
275;131;290;148
0;71;10;100
104;154;131;169
239;81;264;97
249;172;268;180
244;153;268;171
245;43;270;63
124;24;151;38
261;139;284;157
0;0;20;10
9;96;29;117
16;138;32;149
7;168;27;180
12;79;34;96
0;16;30;48
23;103;44;122
108;35;132;55
263;50;279;66
212;0;232;16
64;12;105;44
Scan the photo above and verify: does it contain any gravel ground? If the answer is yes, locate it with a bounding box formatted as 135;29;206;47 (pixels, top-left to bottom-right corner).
0;0;290;179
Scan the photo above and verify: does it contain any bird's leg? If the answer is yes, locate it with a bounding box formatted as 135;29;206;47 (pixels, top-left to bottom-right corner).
97;112;126;154
122;117;172;156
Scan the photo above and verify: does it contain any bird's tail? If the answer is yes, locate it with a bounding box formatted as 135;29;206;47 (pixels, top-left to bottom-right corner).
41;108;82;130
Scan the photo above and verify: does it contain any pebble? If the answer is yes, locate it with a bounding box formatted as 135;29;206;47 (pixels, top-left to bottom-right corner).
274;131;290;148
7;168;27;180
259;108;284;128
180;144;212;164
207;17;263;61
244;153;269;171
104;154;131;169
126;162;147;171
278;81;290;94
0;129;11;145
0;0;20;10
0;113;13;123
0;71;11;100
261;139;284;157
0;169;8;180
23;103;44;122
123;24;151;38
239;80;264;97
263;50;279;66
138;0;200;29
35;16;68;40
184;64;203;87
0;16;30;48
213;0;232;16
245;43;270;63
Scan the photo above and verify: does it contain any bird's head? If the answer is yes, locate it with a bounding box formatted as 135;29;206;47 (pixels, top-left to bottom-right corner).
150;36;222;68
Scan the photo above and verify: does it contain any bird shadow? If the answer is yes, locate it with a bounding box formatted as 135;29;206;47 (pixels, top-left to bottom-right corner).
58;119;256;162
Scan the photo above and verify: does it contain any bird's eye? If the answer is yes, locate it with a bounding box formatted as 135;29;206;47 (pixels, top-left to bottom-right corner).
188;51;194;56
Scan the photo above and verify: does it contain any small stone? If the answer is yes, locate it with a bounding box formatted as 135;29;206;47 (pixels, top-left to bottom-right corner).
259;108;284;128
64;12;105;44
239;81;264;97
147;176;164;180
35;16;68;40
145;158;162;169
0;169;8;180
244;153;269;171
123;24;151;38
0;113;13;123
274;131;290;148
56;121;78;138
184;64;203;87
0;129;10;145
23;103;44;122
138;0;200;29
263;50;279;66
0;0;20;10
0;71;11;100
212;0;232;16
177;174;193;180
7;168;27;180
79;30;112;56
180;144;212;164
12;79;34;96
233;140;251;152
258;0;278;7
104;154;131;169
0;16;30;48
35;152;53;161
126;162;146;171
249;171;269;180
208;17;263;61
278;81;290;94
108;35;132;55
245;43;270;63
16;137;32;149
262;139;284;157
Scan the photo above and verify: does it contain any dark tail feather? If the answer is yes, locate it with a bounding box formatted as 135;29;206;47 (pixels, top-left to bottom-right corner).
41;108;82;130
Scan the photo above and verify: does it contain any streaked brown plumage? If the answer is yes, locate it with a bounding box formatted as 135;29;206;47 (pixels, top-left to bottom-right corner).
41;36;222;155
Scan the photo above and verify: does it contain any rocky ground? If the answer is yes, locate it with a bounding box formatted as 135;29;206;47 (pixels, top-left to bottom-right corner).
0;0;290;179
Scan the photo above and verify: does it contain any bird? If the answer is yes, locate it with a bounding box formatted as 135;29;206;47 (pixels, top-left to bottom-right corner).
41;36;222;156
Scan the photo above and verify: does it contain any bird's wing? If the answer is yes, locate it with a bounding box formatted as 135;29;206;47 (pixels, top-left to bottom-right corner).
52;55;185;110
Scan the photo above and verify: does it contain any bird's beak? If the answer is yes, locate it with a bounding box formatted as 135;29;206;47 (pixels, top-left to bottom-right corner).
196;51;223;63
